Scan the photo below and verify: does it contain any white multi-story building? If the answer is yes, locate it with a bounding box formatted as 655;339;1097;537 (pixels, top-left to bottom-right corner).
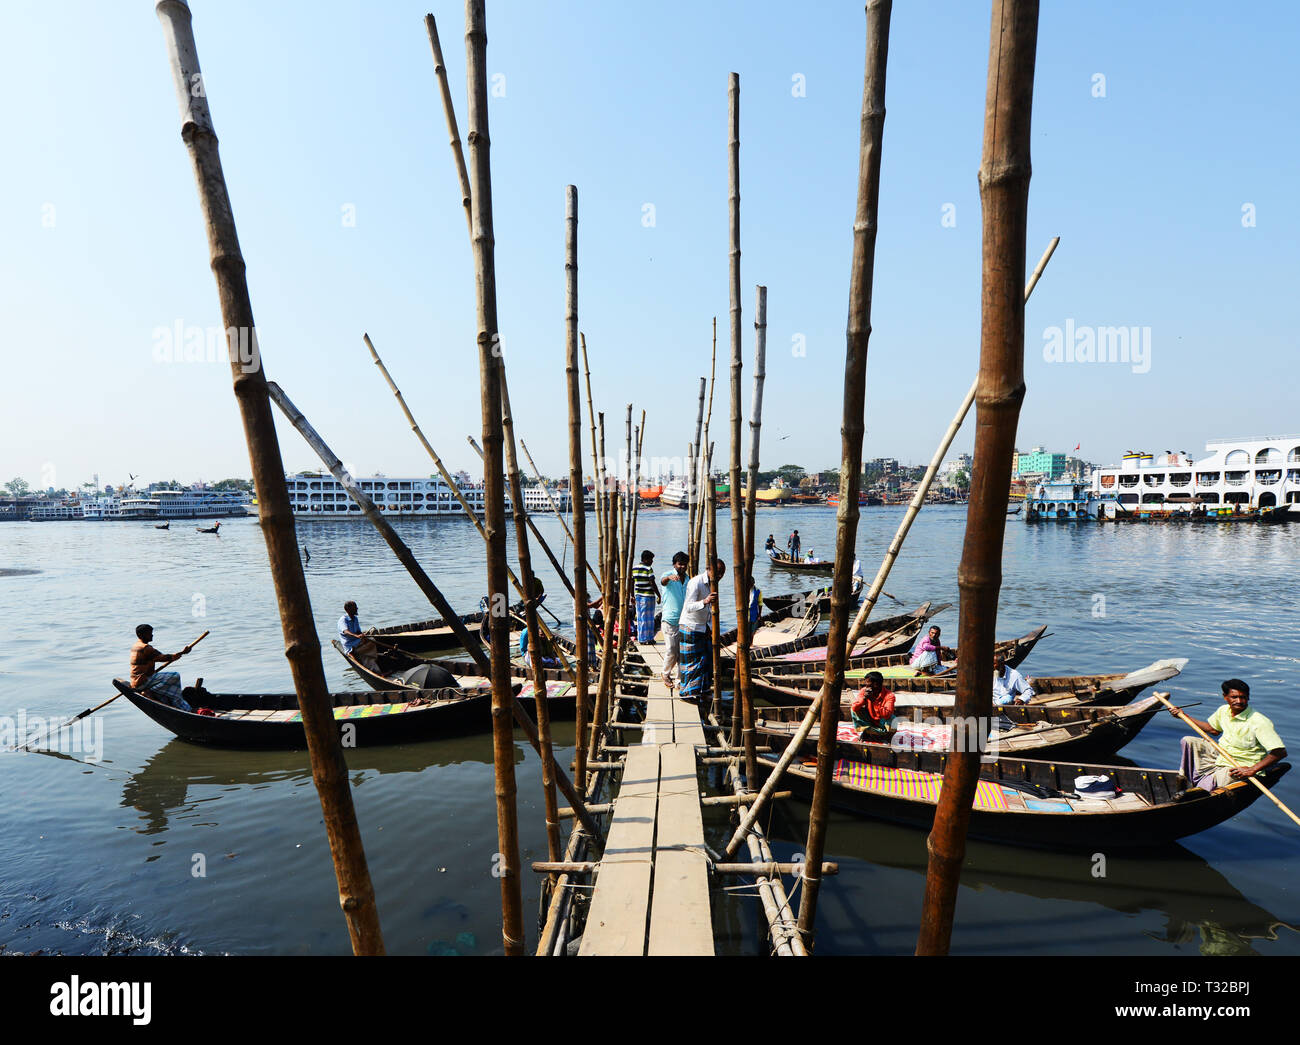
1090;437;1300;510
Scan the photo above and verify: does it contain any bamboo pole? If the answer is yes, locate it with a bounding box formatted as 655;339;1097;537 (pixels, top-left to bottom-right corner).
498;375;561;867
797;0;893;946
843;236;1058;650
588;417;619;765
464;0;524;955
740;284;768;782
615;406;634;668
423;13;472;237
688;377;707;567
581;334;604;572
725;73;757;780
705;443;724;723
917;0;1040;958
267;383;600;844
692;322;718;572
154;0;383;955
565;185;591;794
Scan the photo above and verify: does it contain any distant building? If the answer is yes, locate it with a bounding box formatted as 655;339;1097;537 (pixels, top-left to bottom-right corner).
1017;447;1067;480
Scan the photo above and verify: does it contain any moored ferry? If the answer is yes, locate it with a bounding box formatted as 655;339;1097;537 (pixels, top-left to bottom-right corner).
284;472;577;519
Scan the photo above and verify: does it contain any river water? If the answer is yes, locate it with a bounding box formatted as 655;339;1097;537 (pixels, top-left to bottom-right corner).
1;505;1296;956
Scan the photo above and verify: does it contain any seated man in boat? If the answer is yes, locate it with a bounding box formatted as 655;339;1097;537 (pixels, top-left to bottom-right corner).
129;625;197;711
851;671;897;739
519;625;560;669
1171;679;1287;790
992;652;1035;705
338;601;364;654
909;625;946;675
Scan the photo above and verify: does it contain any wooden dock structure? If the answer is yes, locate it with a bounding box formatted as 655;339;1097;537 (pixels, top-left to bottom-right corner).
578;642;714;956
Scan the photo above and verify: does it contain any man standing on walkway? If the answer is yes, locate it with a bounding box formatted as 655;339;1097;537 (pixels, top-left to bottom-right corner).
631;550;661;643
678;558;724;703
659;552;689;688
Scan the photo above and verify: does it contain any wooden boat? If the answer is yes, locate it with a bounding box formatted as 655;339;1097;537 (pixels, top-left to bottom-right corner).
154;523;170;530
766;551;833;573
827;492;870;507
753;744;1290;849
368;599;526;653
111;677;504;748
758;624;1049;677
744;602;952;665
716;587;837;647
790;493;822;504
750;657;1188;709
333;639;587;715
753;695;1164;762
196;522;221;533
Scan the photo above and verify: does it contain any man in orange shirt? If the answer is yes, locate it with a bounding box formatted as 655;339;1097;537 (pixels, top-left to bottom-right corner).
130;624;197;710
851;670;897;738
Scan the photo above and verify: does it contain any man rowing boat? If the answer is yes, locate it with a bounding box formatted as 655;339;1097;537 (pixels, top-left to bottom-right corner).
1171;679;1287;788
130;625;198;710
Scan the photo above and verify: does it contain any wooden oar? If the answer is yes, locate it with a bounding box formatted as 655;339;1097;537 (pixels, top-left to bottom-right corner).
12;630;210;753
1155;691;1300;829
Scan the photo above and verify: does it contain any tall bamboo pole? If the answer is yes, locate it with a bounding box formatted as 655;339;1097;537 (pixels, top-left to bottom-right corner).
725;73;757;780
687;376;707;566
581;334;604;571
740;284;768;782
266;383;600;843
705;443;723;723
917;0;1039;957
587;415;618;765
424;13;472;237
154;0;383;955
615;406;634;668
464;0;524;956
498;374;561;866
796;0;892;946
844;236;1058;649
692;323;718;572
564;185;591;794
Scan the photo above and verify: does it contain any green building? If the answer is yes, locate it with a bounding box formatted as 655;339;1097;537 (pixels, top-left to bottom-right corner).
1016;447;1067;479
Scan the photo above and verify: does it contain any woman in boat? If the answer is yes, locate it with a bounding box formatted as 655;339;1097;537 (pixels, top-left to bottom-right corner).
909;625;945;675
851;671;897;738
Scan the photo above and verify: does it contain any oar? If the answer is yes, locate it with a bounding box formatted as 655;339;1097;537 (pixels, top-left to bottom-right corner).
12;630;210;753
1155;691;1300;829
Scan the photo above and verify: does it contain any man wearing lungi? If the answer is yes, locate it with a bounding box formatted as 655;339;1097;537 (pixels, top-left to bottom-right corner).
129;624;198;711
630;550;661;643
677;558;725;703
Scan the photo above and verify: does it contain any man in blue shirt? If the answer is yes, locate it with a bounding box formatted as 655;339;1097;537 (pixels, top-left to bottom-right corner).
338;600;363;654
991;652;1034;705
658;552;689;688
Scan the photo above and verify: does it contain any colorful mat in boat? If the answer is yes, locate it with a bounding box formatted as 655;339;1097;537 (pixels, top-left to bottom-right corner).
518;680;574;701
262;702;429;723
844;665;955;681
775;641;885;663
834;720;952;749
830;758;1009;810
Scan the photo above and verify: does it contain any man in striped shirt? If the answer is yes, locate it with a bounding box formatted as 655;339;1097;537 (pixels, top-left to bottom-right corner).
631;550;661;643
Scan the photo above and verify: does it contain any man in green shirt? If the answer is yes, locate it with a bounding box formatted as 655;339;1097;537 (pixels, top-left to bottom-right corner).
1171;678;1286;790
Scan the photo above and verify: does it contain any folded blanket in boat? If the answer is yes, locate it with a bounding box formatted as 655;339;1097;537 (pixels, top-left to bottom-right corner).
833;759;1010;811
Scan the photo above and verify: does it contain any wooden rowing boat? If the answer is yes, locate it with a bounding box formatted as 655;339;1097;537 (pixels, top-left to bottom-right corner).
333;638;588;715
750;658;1188;709
739;602;951;665
369;599;527;653
111;677;506;748
758;624;1049;677
765;551;833;573
753;742;1291;849
752;695;1164;762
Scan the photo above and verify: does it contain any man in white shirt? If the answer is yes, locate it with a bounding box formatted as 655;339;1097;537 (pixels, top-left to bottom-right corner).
677;558;725;702
991;652;1035;705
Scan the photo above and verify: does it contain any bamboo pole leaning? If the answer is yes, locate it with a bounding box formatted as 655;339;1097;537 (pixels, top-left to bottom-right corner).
916;0;1041;958
797;0;893;947
843;235;1058;651
587;416;619;766
565;185;591;794
266;383;601;844
464;0;525;955
688;377;707;568
581;334;605;572
154;0;383;955
705;443;724;724
692;322;718;574
424;13;472;237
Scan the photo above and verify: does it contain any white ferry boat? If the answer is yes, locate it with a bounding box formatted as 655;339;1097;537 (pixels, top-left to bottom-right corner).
1090;437;1300;512
660;479;689;509
284;472;578;519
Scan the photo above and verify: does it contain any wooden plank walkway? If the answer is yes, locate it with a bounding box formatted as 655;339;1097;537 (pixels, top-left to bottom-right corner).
578;641;715;956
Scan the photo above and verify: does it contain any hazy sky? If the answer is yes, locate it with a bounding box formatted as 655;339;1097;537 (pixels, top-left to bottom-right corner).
2;1;1296;492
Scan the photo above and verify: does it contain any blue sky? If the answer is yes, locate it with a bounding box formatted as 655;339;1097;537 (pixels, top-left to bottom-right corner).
2;1;1296;491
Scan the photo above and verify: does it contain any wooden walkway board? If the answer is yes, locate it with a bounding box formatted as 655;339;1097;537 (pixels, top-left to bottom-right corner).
580;639;715;956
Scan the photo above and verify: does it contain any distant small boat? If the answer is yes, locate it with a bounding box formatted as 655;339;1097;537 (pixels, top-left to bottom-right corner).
827;492;871;507
196;522;222;534
155;523;170;529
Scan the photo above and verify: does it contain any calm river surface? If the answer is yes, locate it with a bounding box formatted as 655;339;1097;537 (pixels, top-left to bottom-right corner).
1;505;1297;955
